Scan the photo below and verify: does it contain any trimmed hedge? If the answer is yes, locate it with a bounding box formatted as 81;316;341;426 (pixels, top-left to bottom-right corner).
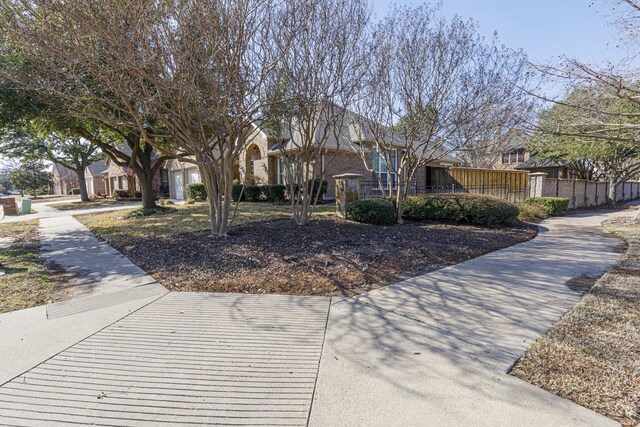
186;183;207;201
403;194;519;225
232;184;245;202
306;178;328;200
346;198;396;225
264;184;286;203
231;181;325;203
523;197;569;216
243;185;262;202
518;203;552;222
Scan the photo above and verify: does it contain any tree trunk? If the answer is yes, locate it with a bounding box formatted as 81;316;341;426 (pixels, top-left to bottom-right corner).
76;168;90;202
395;185;405;224
136;172;156;209
607;178;617;209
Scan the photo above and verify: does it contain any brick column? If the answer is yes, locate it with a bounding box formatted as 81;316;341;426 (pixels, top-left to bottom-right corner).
528;172;547;199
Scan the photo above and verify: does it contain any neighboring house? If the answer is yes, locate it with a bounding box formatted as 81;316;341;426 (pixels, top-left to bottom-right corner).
102;155;166;196
84;160;108;196
495;147;529;171
494;146;577;179
515;157;578;179
51;164;79;195
167;159;200;201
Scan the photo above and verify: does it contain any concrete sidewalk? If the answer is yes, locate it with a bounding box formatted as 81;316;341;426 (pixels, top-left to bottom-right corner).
309;208;633;426
37;203;165;298
0;205;636;425
0;202;167;386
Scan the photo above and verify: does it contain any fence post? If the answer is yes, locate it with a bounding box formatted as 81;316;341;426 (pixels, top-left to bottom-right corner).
528;172;547;199
451;183;455;193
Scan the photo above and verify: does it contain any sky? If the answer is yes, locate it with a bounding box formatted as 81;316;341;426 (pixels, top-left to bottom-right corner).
371;0;628;67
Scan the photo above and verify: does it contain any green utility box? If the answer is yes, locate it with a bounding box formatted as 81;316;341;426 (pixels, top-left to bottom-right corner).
20;199;32;214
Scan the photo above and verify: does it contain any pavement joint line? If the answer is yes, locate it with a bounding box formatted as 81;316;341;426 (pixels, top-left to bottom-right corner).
0;291;171;389
304;297;332;427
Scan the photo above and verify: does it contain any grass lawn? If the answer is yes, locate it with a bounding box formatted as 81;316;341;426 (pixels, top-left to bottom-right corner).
510;216;640;426
54;198;139;211
76;202;336;239
0;220;72;313
2;194;80;204
76;202;535;296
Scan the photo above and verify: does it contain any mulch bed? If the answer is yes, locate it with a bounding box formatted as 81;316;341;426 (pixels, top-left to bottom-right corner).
111;216;536;296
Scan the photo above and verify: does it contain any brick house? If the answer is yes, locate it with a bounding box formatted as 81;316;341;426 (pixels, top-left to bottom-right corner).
164;113;460;200
84;160;108;196
237;117;460;199
167;159;200;200
102;156;165;197
51;164;79;195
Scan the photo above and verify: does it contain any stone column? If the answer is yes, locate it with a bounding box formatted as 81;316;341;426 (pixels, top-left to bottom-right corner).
333;173;362;218
528;172;547;199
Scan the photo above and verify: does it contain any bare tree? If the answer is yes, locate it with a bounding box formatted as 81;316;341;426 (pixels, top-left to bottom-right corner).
266;0;369;226
1;0;278;235
0;1;188;209
88;0;280;236
352;5;533;222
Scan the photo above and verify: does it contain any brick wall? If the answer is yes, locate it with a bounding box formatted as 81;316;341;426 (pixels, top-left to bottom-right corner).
323;152;370;198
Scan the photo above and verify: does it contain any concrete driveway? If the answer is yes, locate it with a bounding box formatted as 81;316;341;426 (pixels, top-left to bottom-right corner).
0;205;636;426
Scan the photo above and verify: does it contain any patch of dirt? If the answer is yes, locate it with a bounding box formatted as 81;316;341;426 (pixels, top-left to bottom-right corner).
106;216;537;296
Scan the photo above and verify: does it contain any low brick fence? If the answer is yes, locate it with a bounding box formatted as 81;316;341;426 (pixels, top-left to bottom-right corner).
529;173;640;209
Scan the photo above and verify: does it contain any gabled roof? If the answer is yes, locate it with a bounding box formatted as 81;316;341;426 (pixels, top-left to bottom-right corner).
265;106;461;164
515;156;568;170
86;160;108;176
52;163;75;180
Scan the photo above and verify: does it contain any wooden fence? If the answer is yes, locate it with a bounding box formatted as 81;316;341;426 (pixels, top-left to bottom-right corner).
428;167;529;203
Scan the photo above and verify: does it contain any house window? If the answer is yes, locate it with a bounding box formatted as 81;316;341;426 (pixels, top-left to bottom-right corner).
160;168;170;194
372;147;397;189
277;158;285;185
502;148;525;164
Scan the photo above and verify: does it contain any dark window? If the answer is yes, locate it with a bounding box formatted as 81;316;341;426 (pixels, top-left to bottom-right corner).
160;169;170;194
502;149;525;164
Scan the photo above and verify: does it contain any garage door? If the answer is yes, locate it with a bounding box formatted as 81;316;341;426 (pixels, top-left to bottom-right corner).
173;171;184;200
186;167;201;184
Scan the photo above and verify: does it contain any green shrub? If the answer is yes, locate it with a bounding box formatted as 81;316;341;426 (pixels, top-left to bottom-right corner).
185;198;195;204
403;194;519;225
123;207;164;218
264;184;287;203
186;182;207;201
232;184;245;202
112;189;130;198
346;198;396;225
243;185;262;202
307;178;328;200
523;197;569;216
518;203;552;222
71;188;81;195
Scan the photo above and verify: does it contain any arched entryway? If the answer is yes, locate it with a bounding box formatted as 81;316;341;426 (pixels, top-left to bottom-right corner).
245;144;262;183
